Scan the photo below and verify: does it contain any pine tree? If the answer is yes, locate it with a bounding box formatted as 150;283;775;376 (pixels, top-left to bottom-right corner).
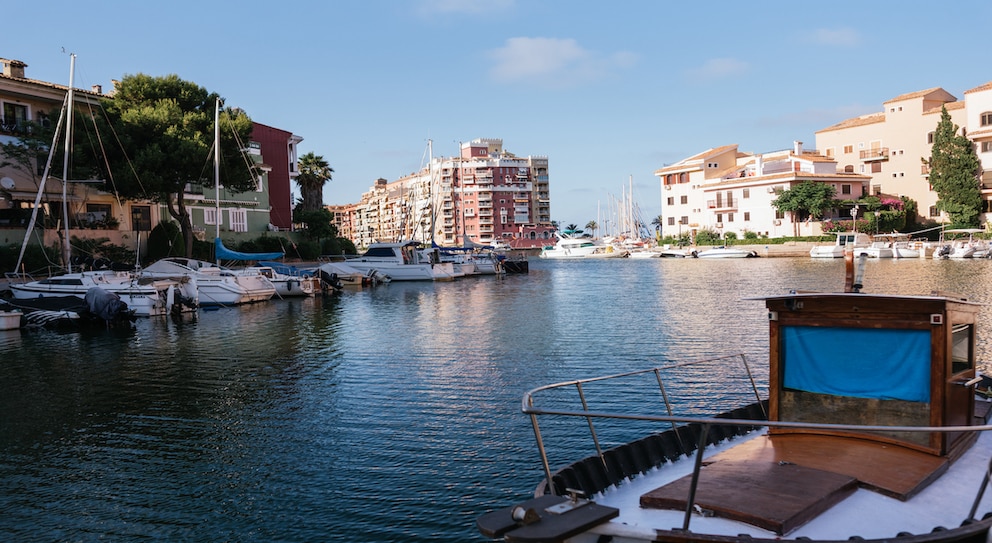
928;106;982;228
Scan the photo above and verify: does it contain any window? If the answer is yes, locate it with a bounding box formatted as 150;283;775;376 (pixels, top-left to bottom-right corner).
982;141;992;153
871;162;882;173
841;184;851;195
929;205;939;217
744;212;750;221
680;195;687;204
743;188;750;199
727;213;734;223
668;217;675;226
667;197;674;205
2;102;28;130
928;131;935;144
204;208;217;226
716;213;723;223
825;148;834;157
843;145;853;154
680;216;688;225
982;112;992;127
775;210;785;219
131;205;151;231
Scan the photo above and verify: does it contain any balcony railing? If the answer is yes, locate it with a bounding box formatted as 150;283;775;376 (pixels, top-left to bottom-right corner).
860;148;889;161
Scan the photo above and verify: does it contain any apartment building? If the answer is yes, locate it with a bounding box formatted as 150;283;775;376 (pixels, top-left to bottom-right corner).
655;142;870;239
815;82;992;223
333;138;555;249
0;55;300;245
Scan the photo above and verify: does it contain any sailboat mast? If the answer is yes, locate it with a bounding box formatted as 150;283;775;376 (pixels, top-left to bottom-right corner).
62;54;76;273
214;99;221;264
428;139;435;246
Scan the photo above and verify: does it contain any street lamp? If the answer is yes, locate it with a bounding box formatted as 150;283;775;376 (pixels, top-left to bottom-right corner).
851;204;859;232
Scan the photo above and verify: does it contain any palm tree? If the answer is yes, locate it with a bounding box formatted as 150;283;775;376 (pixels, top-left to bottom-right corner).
585;220;598;237
296;152;334;212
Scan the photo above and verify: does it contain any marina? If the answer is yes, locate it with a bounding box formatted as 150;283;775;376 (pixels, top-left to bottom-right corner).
3;257;992;541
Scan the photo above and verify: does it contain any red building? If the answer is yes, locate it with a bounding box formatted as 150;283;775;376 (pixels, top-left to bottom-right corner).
251;122;302;230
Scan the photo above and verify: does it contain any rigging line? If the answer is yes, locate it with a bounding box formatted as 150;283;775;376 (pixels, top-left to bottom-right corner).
90;97;149;198
80;101;125;213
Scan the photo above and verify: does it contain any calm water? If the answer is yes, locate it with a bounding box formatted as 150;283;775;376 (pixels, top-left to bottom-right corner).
2;257;992;542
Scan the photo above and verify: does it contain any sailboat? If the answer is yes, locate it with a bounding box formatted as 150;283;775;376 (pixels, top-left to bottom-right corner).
140;100;276;305
6;54;198;319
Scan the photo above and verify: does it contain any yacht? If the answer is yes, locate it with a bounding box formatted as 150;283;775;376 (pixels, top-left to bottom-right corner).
140;258;276;306
344;241;457;281
539;234;628;259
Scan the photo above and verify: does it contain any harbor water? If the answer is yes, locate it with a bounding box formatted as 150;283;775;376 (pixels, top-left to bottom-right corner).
3;257;992;542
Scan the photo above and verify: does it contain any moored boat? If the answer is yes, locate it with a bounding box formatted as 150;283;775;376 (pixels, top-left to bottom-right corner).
140;257;275;306
692;246;758;258
539;234;628;259
344;241;457;281
477;254;992;543
809;232;870;258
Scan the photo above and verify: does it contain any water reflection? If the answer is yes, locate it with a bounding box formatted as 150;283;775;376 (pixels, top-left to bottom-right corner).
2;257;992;541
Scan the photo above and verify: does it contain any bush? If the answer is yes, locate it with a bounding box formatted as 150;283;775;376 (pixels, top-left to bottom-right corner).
146;221;185;261
0;243;61;275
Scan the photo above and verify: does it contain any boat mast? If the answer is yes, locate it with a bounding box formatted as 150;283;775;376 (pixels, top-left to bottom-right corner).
14;93;68;273
214;99;221;264
61;54;76;273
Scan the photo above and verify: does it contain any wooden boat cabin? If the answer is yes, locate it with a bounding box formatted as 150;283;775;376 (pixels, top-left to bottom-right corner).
639;291;984;535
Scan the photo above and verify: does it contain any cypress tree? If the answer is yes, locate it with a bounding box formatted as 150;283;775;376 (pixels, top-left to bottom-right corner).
928;106;982;228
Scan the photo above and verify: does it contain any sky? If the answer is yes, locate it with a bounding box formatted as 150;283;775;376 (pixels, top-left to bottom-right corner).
6;0;991;230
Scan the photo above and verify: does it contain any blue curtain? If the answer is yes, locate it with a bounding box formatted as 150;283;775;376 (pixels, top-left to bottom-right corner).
782;326;931;402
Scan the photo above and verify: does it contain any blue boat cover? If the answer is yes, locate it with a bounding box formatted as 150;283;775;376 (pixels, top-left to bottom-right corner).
214;237;284;262
782;326;931;402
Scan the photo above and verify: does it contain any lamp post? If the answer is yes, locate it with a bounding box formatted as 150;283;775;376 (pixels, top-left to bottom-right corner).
851;205;859;232
874;211;880;235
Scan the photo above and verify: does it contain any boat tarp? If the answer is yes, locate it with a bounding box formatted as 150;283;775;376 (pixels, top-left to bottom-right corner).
257;261;316;277
782;326;931;402
214;238;283;262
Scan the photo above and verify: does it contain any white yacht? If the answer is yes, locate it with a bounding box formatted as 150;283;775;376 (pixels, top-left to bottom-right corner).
344;241;457;281
8;269;198;317
140;258;276;306
809;232;871;258
539;234;628;259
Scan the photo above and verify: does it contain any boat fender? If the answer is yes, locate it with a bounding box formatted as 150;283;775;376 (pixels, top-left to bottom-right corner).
287;279;296;291
691;250;699;258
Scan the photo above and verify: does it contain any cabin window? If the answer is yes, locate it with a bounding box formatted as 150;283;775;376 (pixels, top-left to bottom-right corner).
951;324;973;375
781;326;931;402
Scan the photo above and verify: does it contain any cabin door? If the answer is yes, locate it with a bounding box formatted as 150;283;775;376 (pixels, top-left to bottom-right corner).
944;323;975;451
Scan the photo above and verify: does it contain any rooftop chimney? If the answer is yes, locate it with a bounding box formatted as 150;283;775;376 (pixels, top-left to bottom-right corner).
1;58;27;79
91;84;102;94
794;141;803;155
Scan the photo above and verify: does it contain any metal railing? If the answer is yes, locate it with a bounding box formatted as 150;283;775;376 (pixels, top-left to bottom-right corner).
521;354;992;533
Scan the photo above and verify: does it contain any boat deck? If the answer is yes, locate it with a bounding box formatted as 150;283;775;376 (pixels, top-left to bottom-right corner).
640;433;950;534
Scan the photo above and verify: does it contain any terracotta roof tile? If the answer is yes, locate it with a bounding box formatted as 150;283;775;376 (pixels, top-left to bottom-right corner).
964;81;992;94
815;112;885;133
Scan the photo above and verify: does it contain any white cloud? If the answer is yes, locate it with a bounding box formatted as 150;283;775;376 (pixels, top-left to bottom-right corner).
807;27;861;47
686;57;749;82
488;37;636;89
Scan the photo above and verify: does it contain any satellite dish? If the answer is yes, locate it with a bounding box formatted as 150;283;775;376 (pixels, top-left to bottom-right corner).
0;177;14;189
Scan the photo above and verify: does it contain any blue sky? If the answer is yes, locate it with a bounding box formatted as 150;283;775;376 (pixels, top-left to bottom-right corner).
6;0;990;230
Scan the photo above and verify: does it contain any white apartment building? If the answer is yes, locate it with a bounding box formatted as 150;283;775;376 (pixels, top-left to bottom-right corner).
655;142;870;239
815;82;992;224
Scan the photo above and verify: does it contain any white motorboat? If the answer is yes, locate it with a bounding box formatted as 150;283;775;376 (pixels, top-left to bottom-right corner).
539;234;629;259
7;269;198;317
854;240;894;258
934;229;985;259
316;261;388;288
628;249;662;258
238;266;317;297
478;259;992;543
140;257;275;306
809;232;871;258
692;246;757;258
344;241;457;281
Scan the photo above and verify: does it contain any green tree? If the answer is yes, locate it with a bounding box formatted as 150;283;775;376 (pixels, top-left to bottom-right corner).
584;220;598;237
772;181;837;236
294;208;337;245
89;74;256;257
927;106;982;228
296;152;334;212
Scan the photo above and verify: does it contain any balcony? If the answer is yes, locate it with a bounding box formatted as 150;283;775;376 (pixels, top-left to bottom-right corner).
860;148;889;161
706;199;737;211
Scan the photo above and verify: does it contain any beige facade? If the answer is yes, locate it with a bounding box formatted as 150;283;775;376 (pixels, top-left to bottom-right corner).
332;138;554;249
655;142;870;239
815;83;992;224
